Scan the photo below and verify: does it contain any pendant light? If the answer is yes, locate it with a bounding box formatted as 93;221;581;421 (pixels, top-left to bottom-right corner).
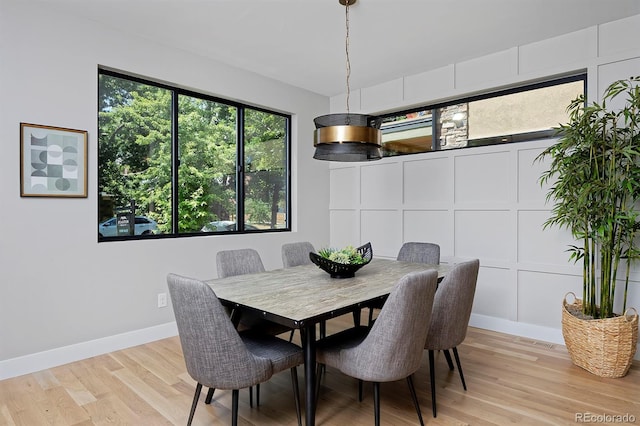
313;0;382;162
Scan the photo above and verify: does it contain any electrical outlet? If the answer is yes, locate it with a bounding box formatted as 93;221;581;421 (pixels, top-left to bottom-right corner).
157;292;168;308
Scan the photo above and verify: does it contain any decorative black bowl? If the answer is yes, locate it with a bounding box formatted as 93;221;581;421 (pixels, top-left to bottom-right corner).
309;242;373;278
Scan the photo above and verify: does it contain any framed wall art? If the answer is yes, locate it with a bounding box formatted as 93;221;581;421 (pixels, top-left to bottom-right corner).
20;123;88;197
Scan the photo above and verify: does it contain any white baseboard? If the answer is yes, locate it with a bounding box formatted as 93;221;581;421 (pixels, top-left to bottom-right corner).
469;313;565;345
470;313;640;361
0;321;178;380
2;315;637;381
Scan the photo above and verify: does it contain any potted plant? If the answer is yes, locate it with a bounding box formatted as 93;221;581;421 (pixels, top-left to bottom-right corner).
537;76;640;378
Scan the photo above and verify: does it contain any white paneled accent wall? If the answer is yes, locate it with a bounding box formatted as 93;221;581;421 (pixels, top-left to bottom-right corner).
328;139;634;346
361;162;403;207
329;14;640;353
454;150;512;206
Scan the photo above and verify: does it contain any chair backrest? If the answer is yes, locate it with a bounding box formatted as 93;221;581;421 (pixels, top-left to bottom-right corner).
425;259;480;351
216;248;265;278
338;270;438;382
397;242;440;265
167;273;272;389
281;241;316;268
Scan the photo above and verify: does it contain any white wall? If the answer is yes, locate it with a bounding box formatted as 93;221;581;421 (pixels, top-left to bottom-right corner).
0;0;329;379
329;15;640;355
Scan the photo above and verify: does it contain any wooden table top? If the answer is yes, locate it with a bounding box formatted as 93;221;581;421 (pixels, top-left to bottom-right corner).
206;258;450;328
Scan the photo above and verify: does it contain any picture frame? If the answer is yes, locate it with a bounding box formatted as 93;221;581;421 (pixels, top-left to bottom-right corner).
20;123;88;198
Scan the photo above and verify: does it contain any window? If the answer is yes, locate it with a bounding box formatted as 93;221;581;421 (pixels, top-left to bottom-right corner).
98;69;290;241
379;74;585;156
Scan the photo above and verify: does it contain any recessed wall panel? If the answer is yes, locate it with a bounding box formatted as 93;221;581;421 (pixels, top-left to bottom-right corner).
628;264;640;284
455;48;517;92
361;162;402;208
599;15;640;58
361;210;402;258
403;157;451;205
519;28;594;75
454;152;510;204
330;210;359;249
404;65;455;104
621;284;640;317
518;270;581;328
518;210;577;265
597;58;640;108
518;146;552;205
455;210;512;262
330;167;358;208
361;78;403;112
403;210;453;257
473;267;516;320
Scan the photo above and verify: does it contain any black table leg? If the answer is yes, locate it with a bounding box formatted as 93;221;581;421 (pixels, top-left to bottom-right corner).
352;309;361;327
302;324;317;426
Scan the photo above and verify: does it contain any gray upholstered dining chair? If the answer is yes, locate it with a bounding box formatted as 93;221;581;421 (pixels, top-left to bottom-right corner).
397;241;440;264
216;248;266;278
367;241;441;325
315;269;439;426
215;248;296;405
281;241;315;268
424;258;479;418
216;248;294;336
167;273;303;426
282;241;357;339
281;241;327;336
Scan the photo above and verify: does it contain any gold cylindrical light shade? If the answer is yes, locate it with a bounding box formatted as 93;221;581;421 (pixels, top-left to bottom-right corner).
313;113;383;161
314;125;381;145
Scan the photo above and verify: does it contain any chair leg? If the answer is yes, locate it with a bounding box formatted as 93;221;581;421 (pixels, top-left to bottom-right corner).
204;387;215;404
289;329;295;342
406;375;425;426
373;382;380;426
452;347;467;391
429;349;437;417
231;389;239;426
248;384;261;408
188;383;202;426
368;307;374;326
443;349;454;371
358;379;364;402
290;367;302;426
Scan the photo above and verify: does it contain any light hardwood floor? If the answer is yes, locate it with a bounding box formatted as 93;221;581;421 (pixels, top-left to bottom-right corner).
1;314;638;425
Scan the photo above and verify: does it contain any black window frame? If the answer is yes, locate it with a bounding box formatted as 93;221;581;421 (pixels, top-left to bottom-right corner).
379;72;587;156
97;68;292;241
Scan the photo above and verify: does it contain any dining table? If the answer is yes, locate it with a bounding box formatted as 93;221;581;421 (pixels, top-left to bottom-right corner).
206;257;450;426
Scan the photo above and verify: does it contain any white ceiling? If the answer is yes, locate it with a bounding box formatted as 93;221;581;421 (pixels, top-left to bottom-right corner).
36;0;640;97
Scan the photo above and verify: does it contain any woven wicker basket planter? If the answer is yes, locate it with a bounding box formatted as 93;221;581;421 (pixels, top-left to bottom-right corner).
562;292;638;378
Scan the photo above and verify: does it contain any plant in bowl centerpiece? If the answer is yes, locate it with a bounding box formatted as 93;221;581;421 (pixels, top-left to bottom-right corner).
318;246;366;265
310;242;373;278
536;76;640;378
